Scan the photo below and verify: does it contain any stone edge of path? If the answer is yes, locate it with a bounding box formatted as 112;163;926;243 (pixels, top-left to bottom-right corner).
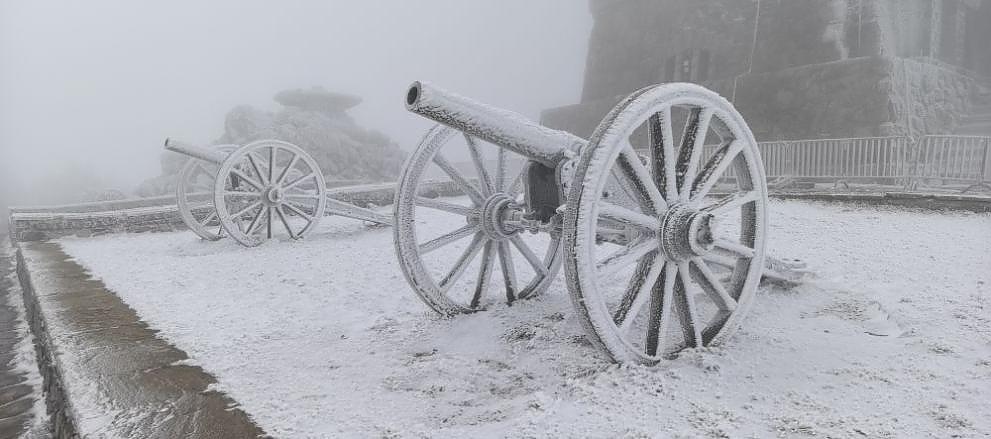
770;191;991;213
8;180;465;243
0;238;47;438
15;241;269;439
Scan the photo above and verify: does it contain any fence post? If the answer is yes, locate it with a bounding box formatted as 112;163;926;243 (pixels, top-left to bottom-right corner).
902;136;916;191
963;136;991;193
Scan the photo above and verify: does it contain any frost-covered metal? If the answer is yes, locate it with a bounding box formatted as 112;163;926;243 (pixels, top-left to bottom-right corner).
406;82;585;168
166;138;392;247
397;81;774;365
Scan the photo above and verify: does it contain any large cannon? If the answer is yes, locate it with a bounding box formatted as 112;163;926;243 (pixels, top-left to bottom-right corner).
396;82;770;364
166;139;393;247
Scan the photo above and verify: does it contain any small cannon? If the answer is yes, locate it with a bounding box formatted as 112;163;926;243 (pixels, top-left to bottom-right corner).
397;81;773;364
166;139;392;247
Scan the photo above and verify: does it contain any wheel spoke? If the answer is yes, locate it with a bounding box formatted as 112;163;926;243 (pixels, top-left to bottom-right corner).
496;147;507;191
646;262;677;357
470;240;496;309
648;107;679;201
246;152;269;185
419;224;481;254
701;190;758;216
244;206;266;235
283;172;316;191
283;202;315;222
700;252;737;271
225;191;261;198
497;241;519;302
195;162;212;178
286;193;322;200
465;135;494;196
616;143;667;214
192;164;216;189
268;145;277;183
676;262;705;347
276;206;296;239
232;201;262;219
690;140;744;202
715;239;755;259
509;235;548;276
614;253;665;333
506;167;526;198
276;152;300;185
199;211;218;227
596;238;657;279
598;202;660;232
416;197;476;216
438;233;485;293
433;153;485;205
689;258;737;311
677;108;714;201
266;205;273;239
230;169;264;191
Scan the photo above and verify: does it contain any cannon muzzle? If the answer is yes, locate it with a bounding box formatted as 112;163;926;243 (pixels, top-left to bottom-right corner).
164;138;229;165
405;81;585;168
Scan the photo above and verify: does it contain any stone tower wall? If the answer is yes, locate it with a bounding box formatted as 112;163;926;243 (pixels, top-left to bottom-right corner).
545;0;990;141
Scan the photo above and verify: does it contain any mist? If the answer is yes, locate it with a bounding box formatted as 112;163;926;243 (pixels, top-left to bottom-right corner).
0;1;592;207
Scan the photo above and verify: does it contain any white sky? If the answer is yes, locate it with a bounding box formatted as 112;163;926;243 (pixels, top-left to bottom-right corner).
0;1;591;201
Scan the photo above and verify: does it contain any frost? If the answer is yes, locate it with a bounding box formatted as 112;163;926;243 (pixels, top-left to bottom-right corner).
57;201;991;437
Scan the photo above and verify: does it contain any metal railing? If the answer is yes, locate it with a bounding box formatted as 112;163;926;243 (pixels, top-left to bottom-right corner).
910;135;991;192
705;135;991;193
758;136;914;185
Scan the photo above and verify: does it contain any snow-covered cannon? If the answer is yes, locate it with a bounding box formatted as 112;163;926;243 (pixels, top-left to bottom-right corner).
396;81;773;364
166;139;392;247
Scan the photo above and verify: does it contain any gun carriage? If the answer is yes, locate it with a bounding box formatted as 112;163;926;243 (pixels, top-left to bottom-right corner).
396;81;769;364
166;139;393;247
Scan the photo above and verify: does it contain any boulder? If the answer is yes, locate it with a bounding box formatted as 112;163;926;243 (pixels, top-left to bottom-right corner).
137;87;404;197
273;86;362;115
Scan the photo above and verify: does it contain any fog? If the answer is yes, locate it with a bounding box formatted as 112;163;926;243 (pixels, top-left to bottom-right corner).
0;1;591;207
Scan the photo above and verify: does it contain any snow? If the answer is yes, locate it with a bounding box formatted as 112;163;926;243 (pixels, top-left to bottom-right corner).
2;242;50;437
59;200;991;438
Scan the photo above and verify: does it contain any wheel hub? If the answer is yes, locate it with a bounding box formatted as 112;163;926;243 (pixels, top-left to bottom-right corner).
264;186;284;205
479;193;520;240
659;204;715;261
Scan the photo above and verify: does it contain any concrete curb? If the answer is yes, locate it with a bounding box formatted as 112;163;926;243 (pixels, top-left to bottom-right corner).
768;191;991;212
15;242;267;438
9;180;464;243
15;247;78;439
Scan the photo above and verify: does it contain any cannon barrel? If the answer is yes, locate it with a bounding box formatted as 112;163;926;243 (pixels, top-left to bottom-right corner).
405;81;586;168
164;138;228;165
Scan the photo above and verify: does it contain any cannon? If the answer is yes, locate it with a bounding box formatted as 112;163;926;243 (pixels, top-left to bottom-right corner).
166;139;393;247
396;81;773;365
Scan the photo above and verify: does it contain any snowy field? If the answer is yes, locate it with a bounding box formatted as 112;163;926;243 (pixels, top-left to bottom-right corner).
60;200;991;438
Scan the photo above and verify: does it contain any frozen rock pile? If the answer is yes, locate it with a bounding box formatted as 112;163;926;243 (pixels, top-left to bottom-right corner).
138;87;405;197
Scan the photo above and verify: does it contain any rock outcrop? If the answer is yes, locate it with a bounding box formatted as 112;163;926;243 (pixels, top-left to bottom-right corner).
138;87;404;197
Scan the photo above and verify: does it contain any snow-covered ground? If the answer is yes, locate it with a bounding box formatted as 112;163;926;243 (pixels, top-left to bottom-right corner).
60;200;991;438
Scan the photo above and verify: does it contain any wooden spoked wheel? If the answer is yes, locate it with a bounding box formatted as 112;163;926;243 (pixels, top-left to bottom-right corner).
176;144;238;241
394;125;562;316
563;83;768;365
213;140;328;247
